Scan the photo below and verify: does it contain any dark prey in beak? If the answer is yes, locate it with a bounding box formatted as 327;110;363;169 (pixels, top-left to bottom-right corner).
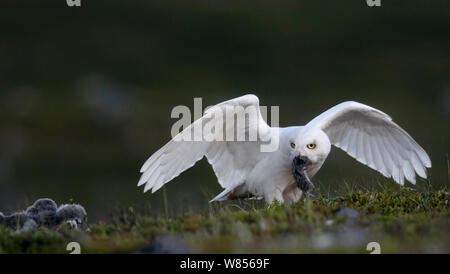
292;156;315;192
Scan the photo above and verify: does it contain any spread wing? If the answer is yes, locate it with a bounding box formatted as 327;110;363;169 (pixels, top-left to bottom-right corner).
138;94;271;193
306;101;431;185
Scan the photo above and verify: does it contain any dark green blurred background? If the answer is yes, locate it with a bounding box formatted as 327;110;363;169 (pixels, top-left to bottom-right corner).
0;0;449;221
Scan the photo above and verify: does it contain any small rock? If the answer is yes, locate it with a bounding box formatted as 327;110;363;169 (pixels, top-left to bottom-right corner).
313;234;335;249
312;227;368;250
134;236;192;254
336;207;360;225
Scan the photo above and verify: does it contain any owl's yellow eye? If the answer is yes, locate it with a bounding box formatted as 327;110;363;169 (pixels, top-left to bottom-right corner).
290;142;296;148
307;144;316;149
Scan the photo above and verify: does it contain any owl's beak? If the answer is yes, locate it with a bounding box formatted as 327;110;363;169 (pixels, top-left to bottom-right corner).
292;156;315;192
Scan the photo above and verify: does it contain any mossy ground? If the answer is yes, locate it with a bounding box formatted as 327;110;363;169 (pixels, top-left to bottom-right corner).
0;185;448;254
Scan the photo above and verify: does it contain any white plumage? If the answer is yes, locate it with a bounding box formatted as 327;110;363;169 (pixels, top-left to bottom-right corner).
138;94;431;204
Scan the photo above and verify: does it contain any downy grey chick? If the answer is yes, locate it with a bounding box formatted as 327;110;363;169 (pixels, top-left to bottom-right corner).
2;212;37;231
26;198;59;228
56;204;89;231
1;198;89;231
